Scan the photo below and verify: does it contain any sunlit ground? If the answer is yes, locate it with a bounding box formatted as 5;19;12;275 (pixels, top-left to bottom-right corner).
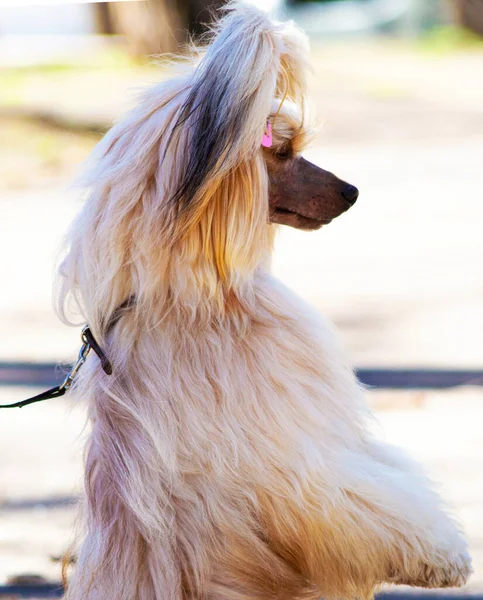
0;33;482;590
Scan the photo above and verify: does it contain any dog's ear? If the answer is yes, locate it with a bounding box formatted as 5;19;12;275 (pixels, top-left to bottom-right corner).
169;2;309;233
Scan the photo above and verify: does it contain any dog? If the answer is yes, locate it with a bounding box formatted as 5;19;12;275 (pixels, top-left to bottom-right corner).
57;3;472;599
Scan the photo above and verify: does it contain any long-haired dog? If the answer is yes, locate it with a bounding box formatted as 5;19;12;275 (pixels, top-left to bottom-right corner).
57;3;472;599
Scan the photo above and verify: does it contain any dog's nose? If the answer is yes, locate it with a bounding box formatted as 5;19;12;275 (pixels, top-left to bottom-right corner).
341;184;359;205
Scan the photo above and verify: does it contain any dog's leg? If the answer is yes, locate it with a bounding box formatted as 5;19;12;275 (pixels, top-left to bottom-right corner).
65;491;155;600
362;440;472;589
258;442;471;599
65;396;181;600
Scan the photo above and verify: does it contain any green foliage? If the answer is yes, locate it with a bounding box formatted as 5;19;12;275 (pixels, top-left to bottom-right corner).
418;25;483;54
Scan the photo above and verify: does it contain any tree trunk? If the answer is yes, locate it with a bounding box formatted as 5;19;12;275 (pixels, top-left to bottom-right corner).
108;0;227;58
94;3;114;35
187;0;227;36
453;0;483;36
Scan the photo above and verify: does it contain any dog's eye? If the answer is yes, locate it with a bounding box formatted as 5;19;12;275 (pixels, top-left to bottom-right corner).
276;146;292;160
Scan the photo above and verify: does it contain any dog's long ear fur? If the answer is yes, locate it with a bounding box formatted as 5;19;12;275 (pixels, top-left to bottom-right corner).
56;2;309;333
169;2;308;233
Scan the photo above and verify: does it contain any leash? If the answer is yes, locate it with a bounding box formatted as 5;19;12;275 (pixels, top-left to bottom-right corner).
1;297;134;409
0;326;112;409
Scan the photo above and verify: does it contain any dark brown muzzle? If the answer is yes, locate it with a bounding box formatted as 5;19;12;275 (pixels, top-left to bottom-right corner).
267;156;359;230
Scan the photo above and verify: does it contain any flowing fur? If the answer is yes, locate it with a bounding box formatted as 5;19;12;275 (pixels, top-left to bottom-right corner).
57;3;472;599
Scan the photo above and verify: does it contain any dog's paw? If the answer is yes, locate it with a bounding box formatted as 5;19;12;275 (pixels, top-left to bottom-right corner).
390;551;473;589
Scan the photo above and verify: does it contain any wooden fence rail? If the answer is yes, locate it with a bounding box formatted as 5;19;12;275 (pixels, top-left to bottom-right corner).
1;586;482;599
1;362;483;391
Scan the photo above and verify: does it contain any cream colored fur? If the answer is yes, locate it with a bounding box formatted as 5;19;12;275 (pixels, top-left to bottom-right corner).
57;3;472;599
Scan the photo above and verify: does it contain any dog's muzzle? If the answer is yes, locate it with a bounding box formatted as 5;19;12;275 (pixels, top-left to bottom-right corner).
267;156;359;230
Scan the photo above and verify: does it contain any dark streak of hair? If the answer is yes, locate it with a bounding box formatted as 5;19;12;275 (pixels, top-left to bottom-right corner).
163;54;255;214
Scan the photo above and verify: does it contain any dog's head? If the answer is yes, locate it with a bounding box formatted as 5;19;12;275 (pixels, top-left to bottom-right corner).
167;3;358;237
59;3;359;327
263;106;358;231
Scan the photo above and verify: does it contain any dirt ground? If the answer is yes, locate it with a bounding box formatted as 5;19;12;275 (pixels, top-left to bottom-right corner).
0;38;482;591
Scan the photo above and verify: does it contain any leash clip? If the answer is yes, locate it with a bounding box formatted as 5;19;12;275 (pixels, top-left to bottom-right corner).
58;326;91;393
0;325;112;409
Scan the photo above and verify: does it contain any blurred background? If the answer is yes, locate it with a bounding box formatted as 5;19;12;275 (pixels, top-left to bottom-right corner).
0;0;482;597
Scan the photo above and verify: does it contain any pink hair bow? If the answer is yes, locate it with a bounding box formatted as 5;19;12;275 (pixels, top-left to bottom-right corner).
261;121;272;148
